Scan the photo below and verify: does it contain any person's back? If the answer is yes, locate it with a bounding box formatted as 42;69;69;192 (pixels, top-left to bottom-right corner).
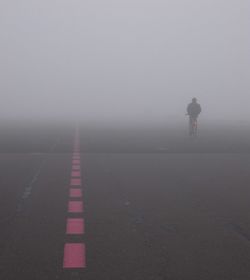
187;98;201;119
187;98;202;136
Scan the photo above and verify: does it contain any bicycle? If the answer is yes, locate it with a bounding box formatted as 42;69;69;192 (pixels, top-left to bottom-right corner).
186;115;198;137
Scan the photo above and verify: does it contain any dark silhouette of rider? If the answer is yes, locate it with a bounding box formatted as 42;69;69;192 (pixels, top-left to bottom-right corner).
187;98;201;120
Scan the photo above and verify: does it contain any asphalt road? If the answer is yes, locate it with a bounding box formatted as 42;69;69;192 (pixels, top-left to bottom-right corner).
0;121;250;279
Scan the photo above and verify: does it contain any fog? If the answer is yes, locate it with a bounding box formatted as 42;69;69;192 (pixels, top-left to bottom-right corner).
0;0;249;124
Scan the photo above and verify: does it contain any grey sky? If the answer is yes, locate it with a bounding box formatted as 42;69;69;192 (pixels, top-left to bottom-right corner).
0;0;249;122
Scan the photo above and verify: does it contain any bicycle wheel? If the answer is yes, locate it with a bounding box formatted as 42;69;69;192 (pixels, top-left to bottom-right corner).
189;118;198;137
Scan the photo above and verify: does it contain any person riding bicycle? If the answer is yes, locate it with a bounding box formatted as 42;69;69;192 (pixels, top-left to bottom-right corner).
187;98;202;135
187;98;201;119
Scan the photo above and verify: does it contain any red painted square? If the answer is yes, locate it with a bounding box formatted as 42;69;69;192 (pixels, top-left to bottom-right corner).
66;218;84;234
72;159;80;165
68;201;83;213
69;188;82;198
72;165;80;170
63;243;86;268
71;171;81;177
72;156;80;160
71;178;81;186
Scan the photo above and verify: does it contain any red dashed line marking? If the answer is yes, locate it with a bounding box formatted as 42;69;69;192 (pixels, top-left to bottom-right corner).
72;156;80;160
63;243;86;268
66;218;85;234
70;178;81;186
68;201;83;213
72;165;80;170
71;171;81;177
69;188;82;198
63;127;86;270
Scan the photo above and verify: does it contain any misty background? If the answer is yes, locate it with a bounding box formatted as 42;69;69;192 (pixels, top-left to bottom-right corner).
0;0;249;124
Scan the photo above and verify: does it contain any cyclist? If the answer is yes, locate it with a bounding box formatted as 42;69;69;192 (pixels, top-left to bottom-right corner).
186;98;202;136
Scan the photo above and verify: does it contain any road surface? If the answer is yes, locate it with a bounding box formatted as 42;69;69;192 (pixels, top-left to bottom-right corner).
0;121;250;279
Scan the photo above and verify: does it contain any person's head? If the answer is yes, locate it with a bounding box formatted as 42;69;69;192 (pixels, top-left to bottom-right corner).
192;97;197;103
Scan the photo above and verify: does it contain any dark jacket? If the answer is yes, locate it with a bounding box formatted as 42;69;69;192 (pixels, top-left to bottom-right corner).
187;102;201;117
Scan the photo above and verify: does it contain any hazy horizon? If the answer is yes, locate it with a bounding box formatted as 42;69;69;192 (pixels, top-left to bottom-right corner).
1;0;249;123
